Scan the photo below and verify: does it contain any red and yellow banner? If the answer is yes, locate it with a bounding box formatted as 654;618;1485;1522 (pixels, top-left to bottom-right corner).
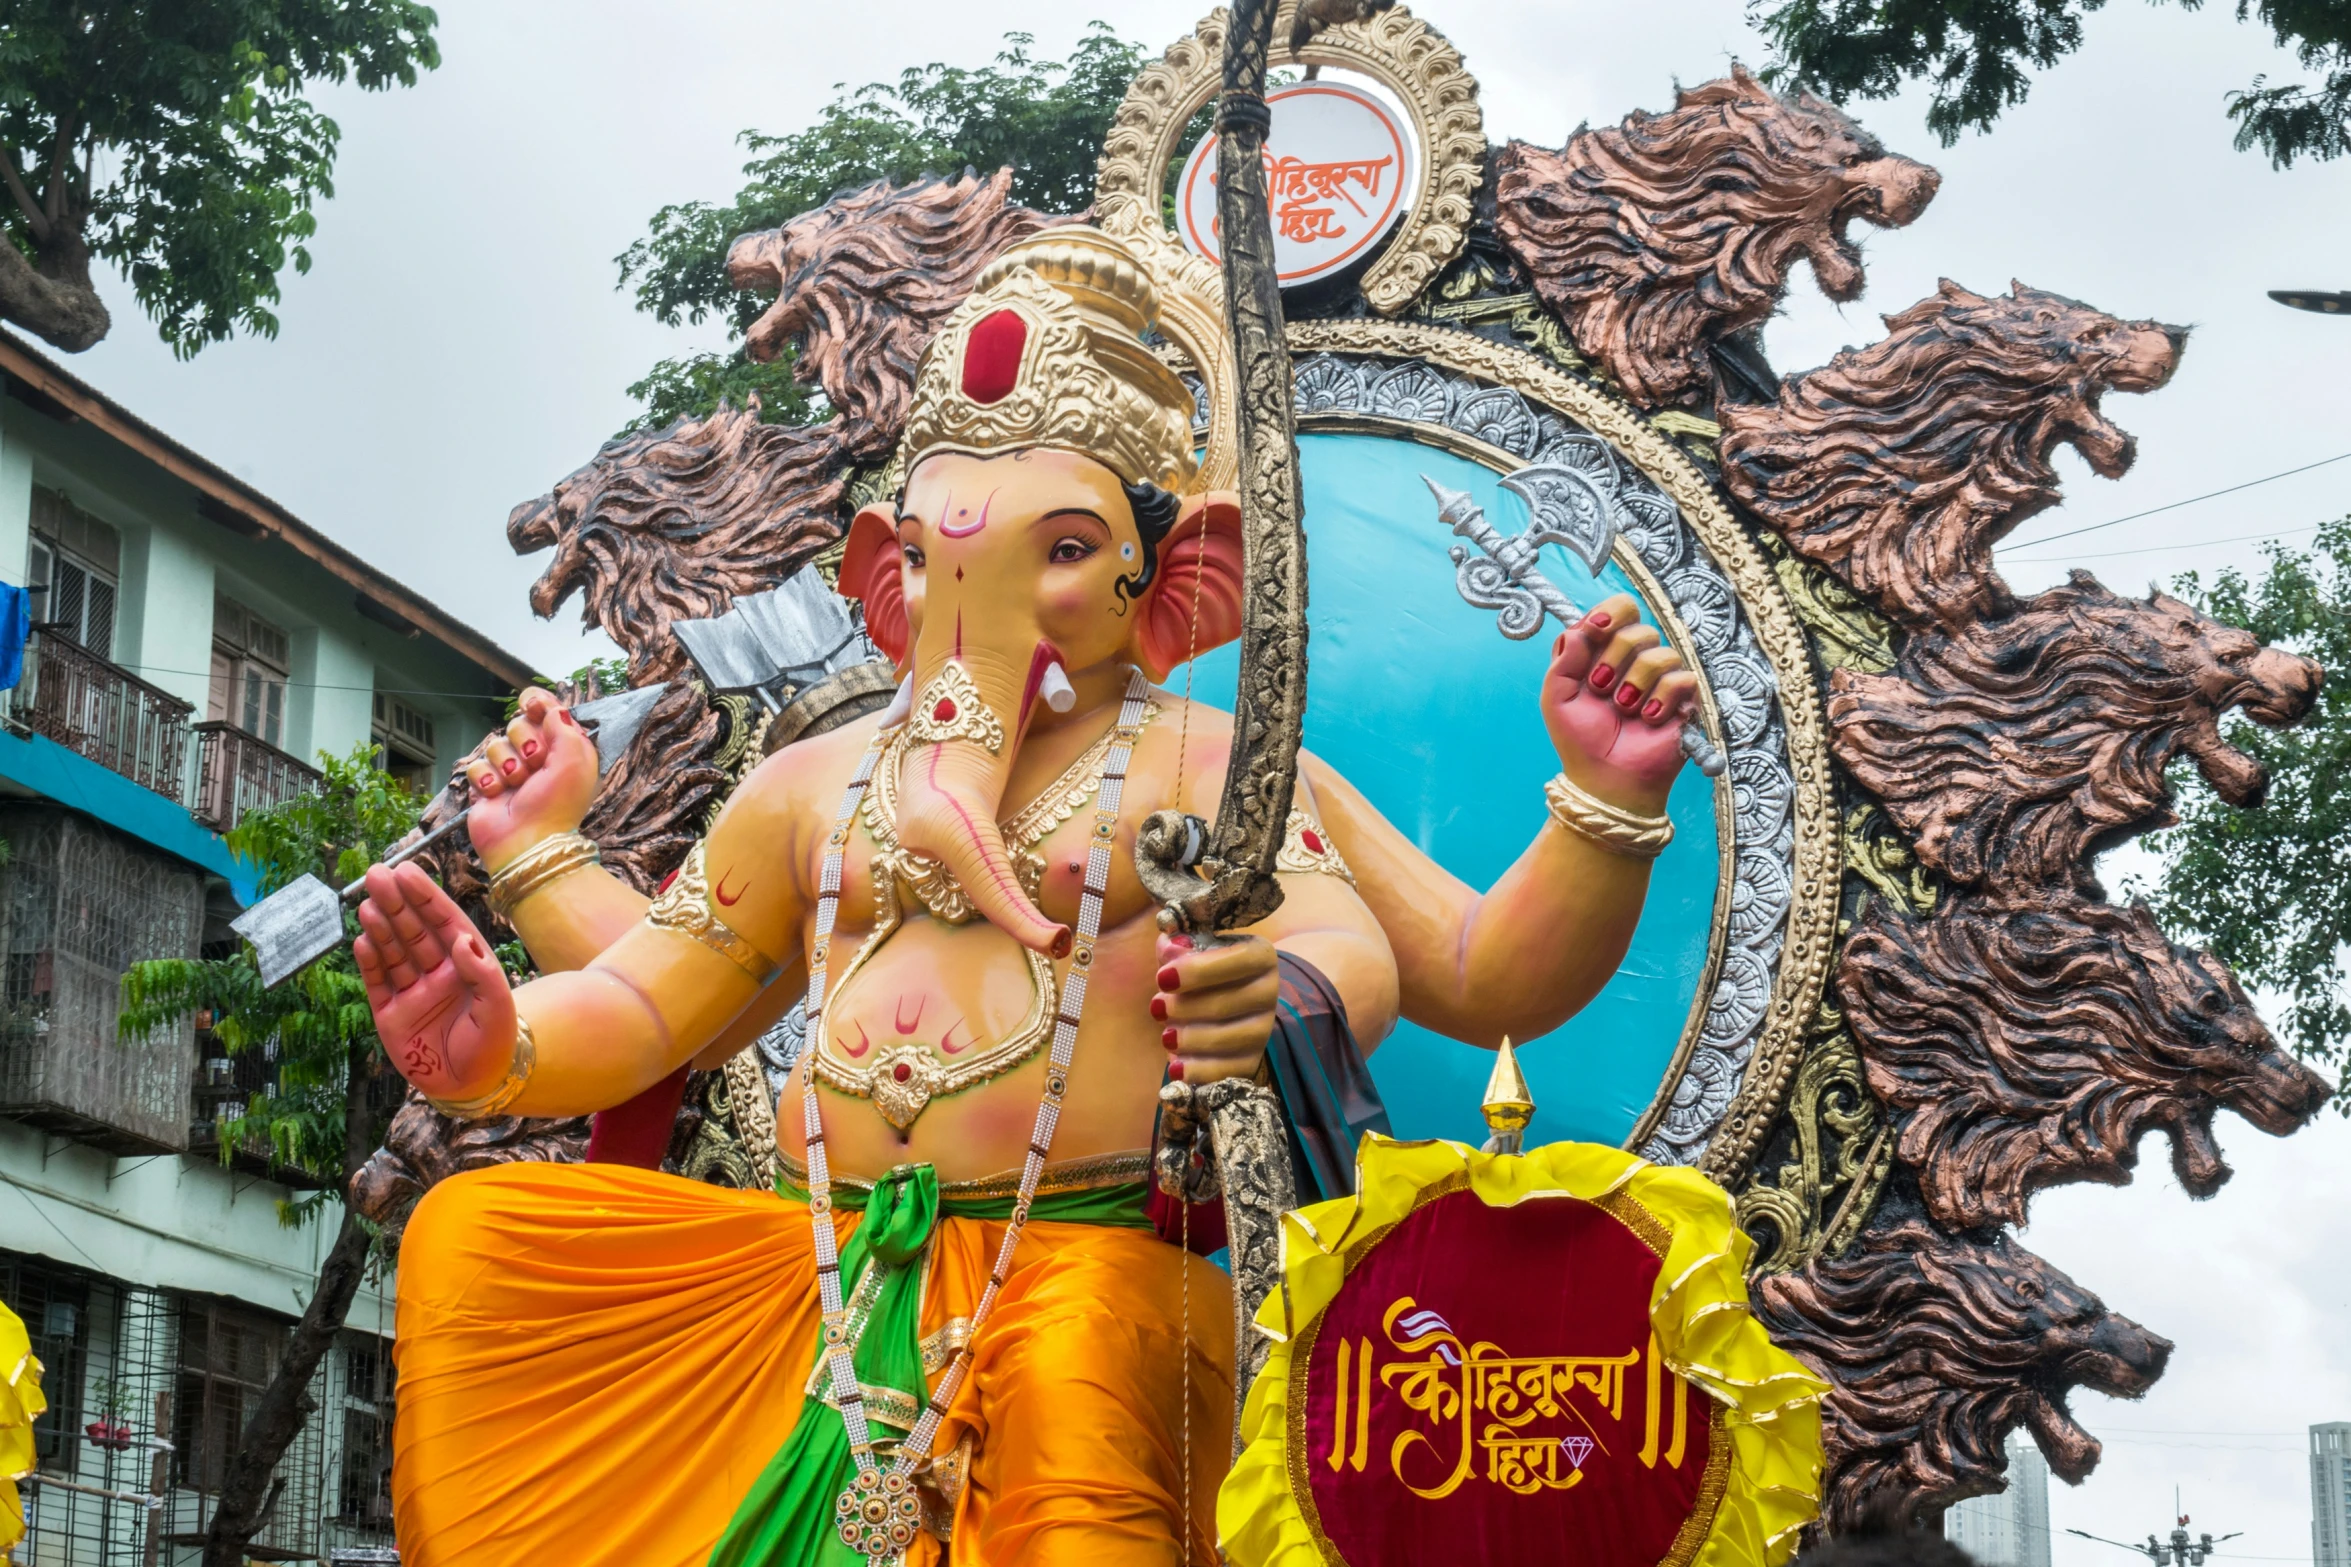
1219;1136;1826;1567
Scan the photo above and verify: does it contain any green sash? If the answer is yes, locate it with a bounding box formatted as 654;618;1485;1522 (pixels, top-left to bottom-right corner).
707;1167;1153;1567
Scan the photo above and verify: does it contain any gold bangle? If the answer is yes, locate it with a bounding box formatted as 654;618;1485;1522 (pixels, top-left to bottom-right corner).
487;832;601;921
427;1017;536;1121
1543;773;1674;859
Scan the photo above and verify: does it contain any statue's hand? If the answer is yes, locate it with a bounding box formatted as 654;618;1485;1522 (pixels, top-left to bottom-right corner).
1153;931;1279;1085
463;686;600;870
1542;592;1699;816
354;863;519;1102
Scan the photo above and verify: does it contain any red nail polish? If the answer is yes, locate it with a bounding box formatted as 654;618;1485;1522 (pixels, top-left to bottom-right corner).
1157;965;1180;990
1168;1060;1185;1080
1585;609;1612;630
522;741;538;757
1589;663;1615;692
1151;995;1170;1021
502;759;520;775
559;710;577;727
477;773;495;788
1166;934;1194;952
1162;1027;1180;1051
1644;699;1665;720
1615;682;1642;710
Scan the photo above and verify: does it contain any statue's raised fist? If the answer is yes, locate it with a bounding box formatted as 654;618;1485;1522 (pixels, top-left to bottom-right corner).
1540;592;1698;816
462;686;600;870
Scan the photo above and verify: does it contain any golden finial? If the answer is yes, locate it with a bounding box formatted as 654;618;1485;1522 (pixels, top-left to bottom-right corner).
1481;1037;1535;1155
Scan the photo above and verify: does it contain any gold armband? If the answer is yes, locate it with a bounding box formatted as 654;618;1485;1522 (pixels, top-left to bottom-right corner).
487;831;601;921
1275;807;1354;883
646;842;782;983
427;1017;537;1121
1543;774;1674;859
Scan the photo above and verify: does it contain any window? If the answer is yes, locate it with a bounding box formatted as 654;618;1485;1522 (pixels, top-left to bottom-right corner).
370;691;437;792
209;596;291;750
0;1252;91;1467
173;1296;288;1494
27;488;120;659
333;1332;396;1526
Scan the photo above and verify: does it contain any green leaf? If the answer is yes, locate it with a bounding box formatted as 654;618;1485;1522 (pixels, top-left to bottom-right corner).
2137;514;2351;1111
120;742;427;1202
0;0;442;353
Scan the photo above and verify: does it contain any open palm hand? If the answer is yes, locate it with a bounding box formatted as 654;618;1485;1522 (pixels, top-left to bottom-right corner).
354;863;517;1103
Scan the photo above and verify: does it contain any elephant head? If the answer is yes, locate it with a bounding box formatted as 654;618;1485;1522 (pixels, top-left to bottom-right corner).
836;446;1243;954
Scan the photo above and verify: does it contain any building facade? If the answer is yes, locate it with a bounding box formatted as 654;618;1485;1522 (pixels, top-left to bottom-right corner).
2316;1423;2351;1567
1946;1429;2054;1567
0;331;529;1565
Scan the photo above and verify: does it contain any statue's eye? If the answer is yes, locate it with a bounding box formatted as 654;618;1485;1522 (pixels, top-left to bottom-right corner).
1049;537;1098;565
902;544;926;568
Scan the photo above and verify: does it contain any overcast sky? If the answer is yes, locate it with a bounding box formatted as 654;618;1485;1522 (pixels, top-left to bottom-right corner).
44;1;2351;1559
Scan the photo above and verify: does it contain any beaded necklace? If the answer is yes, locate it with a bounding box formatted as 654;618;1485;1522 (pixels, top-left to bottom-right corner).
805;666;1153;1562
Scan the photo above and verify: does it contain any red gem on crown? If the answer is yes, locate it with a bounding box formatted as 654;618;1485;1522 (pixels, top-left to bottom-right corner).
933;698;958;722
1301;829;1327;855
961;309;1027;404
892;1062;913;1083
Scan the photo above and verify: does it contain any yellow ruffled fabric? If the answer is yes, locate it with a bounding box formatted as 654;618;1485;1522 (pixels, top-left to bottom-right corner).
1218;1135;1827;1567
0;1301;47;1551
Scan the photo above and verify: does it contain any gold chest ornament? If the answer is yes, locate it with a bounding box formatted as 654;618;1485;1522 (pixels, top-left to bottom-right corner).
810;697;1160;1131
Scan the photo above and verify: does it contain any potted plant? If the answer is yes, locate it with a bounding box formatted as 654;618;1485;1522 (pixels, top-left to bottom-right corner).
83;1378;134;1450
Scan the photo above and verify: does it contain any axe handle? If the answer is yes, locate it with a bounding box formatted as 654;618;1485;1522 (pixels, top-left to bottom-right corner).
1450;502;1726;778
338;805;470;901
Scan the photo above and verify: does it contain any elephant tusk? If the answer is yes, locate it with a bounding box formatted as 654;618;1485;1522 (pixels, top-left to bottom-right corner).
877;675;913;729
1040;660;1077;714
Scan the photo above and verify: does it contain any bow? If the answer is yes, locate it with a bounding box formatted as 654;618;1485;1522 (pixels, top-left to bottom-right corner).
1133;0;1391;930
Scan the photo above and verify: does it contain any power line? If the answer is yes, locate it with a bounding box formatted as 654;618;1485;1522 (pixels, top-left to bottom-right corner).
2006;521;2327;563
2006;450;2351;550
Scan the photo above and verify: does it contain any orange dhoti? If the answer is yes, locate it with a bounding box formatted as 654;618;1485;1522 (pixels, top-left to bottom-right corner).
392;1162;1234;1567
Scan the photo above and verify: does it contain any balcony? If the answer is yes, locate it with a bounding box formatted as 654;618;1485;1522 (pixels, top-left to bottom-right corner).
190;720;323;834
3;630;193;801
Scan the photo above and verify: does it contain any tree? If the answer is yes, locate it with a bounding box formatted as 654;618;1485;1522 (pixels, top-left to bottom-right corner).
612;24;1152;433
2141;516;2351;1109
0;0;441;356
1749;0;2351;166
119;745;424;1567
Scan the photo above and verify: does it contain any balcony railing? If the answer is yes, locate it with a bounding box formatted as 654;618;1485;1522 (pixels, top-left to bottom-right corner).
190;720;323;834
4;631;193;800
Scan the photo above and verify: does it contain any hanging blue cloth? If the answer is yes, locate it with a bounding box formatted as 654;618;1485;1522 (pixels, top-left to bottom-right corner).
0;583;29;692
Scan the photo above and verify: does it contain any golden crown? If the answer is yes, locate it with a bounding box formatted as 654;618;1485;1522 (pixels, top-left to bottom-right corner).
901;225;1233;498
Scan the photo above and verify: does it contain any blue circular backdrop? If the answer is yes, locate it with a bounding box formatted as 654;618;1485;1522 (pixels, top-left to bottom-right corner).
1178;432;1724;1149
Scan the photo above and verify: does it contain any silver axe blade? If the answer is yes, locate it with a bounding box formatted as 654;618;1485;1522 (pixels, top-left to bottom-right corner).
1424;471;1725;777
230;709;634;988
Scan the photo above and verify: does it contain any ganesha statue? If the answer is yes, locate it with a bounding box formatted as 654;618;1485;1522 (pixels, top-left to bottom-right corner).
359;224;1697;1566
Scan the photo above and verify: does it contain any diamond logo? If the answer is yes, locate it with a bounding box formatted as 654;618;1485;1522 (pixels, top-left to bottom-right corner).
1559;1435;1594;1470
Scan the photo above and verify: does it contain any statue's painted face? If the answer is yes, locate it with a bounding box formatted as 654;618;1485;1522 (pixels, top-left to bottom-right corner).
833;448;1243;954
894;448;1154;709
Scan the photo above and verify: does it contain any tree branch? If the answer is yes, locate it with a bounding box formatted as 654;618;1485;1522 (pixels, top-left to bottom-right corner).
0;150;49;242
0;235;108;351
40;117;74;232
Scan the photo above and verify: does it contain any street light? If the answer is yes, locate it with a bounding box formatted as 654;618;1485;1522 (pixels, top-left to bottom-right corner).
2068;1500;2242;1567
2270;289;2351;314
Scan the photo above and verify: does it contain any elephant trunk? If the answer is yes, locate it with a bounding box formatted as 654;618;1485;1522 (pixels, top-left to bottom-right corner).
892;664;1071;957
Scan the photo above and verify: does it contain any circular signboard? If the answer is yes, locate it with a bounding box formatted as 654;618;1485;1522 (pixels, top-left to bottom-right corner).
1177;80;1418;286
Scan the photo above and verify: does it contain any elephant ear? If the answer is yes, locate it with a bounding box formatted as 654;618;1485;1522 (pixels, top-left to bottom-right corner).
839;505;908;664
1134;494;1246;681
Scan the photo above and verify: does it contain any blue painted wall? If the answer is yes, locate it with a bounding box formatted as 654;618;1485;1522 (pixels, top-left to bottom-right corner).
1180;433;1722;1149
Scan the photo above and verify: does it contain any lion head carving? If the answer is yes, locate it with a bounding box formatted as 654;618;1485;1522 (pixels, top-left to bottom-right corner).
725;168;1067;458
506;405;843;684
1494;64;1938;410
1720;282;2186;628
1755;1216;2171;1529
1839;892;2329;1230
1829;573;2321;888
